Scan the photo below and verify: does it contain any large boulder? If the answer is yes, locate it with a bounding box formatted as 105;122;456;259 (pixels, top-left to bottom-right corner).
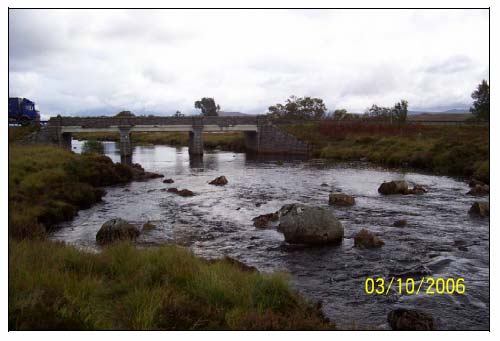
209;176;228;186
378;181;409;195
387;308;436;330
354;229;384;249
468;202;489;217
329;193;355;206
96;218;140;245
467;184;489;196
252;212;279;228
277;204;344;244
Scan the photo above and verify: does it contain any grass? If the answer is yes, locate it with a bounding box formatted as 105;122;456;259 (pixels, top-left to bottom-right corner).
281;121;489;183
73;131;246;151
9;144;134;239
9;128;331;330
9;240;331;330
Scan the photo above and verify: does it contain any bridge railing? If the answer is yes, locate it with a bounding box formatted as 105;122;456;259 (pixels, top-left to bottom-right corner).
48;115;266;128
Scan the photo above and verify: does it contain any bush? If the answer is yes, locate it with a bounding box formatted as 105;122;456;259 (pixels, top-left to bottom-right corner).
81;140;104;155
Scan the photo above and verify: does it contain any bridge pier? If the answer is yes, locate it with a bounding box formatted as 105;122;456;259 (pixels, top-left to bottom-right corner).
188;125;204;155
119;126;132;164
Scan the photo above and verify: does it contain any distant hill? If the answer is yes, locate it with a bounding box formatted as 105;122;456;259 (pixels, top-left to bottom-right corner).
408;113;473;122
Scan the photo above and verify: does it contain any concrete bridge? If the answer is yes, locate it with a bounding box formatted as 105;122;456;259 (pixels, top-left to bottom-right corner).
43;115;309;161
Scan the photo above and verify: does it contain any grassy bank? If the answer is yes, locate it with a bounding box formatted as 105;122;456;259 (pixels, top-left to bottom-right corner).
9;144;134;239
9;130;331;330
282;122;489;183
73;131;246;152
10;240;330;330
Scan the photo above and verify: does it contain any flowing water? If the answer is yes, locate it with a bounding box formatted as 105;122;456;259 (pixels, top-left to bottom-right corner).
50;140;489;330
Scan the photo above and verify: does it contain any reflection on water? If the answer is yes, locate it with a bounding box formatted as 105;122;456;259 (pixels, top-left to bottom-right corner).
52;140;489;330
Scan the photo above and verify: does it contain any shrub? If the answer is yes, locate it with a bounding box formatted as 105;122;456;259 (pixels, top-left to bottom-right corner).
81;140;104;155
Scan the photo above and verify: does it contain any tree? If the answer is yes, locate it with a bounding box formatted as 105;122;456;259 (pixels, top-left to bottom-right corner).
267;95;327;120
332;109;348;120
194;98;220;116
364;100;408;123
173;110;184;117
470;80;489;122
393;100;408;123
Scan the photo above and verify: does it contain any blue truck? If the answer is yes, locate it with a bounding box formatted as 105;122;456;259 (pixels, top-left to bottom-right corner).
9;97;40;125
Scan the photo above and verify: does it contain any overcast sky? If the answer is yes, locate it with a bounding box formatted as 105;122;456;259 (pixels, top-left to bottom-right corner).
9;9;489;118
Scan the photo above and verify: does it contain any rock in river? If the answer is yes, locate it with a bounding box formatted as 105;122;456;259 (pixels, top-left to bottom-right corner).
387;308;436;330
393;219;407;227
467;184;489;196
378;181;427;195
96;218;140;245
468;201;489;217
167;187;194;197
329;192;356;206
209;175;228;186
354;229;384;249
131;163;164;181
277;204;344;244
162;178;174;184
252;212;279;228
378;181;409;195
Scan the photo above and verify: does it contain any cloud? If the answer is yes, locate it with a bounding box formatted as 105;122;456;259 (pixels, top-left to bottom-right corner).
8;9;489;118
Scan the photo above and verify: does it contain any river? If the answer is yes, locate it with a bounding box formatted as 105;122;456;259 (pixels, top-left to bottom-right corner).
49;140;489;330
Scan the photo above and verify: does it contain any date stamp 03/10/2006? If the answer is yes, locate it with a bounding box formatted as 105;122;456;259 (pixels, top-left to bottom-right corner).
364;277;466;295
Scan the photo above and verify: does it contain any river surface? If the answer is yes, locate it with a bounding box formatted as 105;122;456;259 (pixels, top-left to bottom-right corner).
50;140;490;330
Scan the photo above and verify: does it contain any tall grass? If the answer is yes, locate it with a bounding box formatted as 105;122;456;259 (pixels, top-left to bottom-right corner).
9;145;134;238
9;240;331;330
282;122;489;182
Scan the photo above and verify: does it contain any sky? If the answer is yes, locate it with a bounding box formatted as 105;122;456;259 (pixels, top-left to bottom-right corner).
9;9;489;119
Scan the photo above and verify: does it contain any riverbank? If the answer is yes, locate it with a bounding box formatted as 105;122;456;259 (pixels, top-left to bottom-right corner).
72;122;489;183
281;122;489;183
8;141;332;330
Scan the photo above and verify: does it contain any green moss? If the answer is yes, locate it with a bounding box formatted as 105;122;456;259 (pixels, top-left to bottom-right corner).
9;240;332;330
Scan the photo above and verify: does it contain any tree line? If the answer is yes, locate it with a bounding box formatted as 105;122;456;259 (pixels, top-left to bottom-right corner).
175;80;490;123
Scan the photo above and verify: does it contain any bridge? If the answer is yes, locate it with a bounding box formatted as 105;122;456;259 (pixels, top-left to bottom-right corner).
41;115;310;161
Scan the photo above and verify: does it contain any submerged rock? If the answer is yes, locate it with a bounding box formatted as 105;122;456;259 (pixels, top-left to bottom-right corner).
252;212;279;228
467;184;489;196
408;184;427;195
96;218;140;245
468;202;489;217
329;192;355;206
354;229;384;249
278;204;344;244
387;308;436;330
209;175;228;186
142;222;156;231
393;219;407;228
162;178;174;184
378;181;409;195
